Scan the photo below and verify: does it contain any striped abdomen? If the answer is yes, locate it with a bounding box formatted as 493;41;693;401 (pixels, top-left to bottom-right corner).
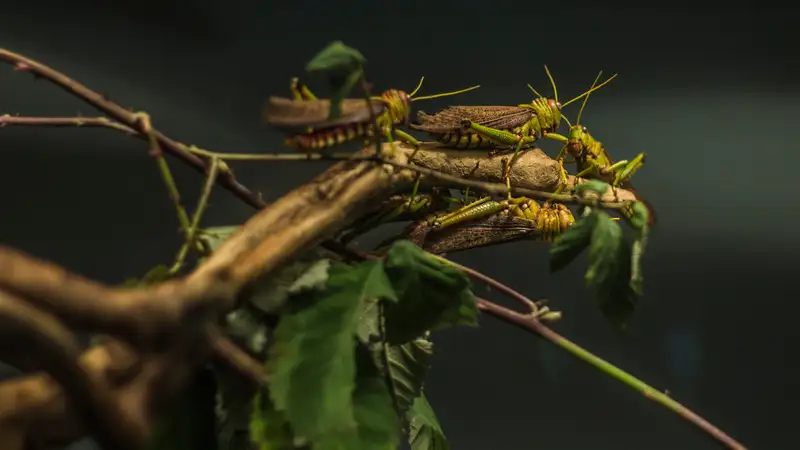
284;122;375;150
432;125;531;150
533;204;575;242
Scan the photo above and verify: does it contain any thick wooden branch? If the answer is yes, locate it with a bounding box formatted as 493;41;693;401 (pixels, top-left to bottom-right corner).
0;139;637;449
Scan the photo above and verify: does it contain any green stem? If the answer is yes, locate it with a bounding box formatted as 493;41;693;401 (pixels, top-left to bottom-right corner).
472;299;747;450
137;113;193;236
356;69;385;158
169;157;220;274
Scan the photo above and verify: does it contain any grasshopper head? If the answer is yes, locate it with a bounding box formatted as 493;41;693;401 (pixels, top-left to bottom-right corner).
382;89;412;125
567;125;589;156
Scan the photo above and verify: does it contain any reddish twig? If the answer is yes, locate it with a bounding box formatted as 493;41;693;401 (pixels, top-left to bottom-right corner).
326;242;746;450
474;298;746;450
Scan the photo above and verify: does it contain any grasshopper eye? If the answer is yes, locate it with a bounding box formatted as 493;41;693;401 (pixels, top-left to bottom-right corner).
582;126;588;132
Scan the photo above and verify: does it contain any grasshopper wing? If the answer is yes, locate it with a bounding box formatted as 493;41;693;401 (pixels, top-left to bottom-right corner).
410;105;535;134
264;97;385;131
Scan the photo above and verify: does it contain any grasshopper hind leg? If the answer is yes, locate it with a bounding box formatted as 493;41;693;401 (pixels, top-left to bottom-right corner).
290;77;317;100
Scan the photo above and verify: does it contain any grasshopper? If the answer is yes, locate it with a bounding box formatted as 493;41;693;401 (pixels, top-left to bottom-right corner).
264;76;480;152
409;67;617;200
264;76;480;212
557;71;656;225
428;195;575;242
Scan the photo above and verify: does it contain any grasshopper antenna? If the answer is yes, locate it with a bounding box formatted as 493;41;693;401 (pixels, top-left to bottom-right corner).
527;83;544;98
577;71;604;126
560;73;618;108
408;76;425;97
412;83;481;101
544;64;558;103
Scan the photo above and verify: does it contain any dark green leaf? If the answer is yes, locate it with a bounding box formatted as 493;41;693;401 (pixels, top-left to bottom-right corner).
327;70;366;120
629;227;649;296
622;201;650;230
585;211;623;287
198;226;240;253
354;295;434;418
574;180;610;196
250;390;296;450
267;261;396;443
382;241;477;344
305;41;367;120
407;394;449;450
351;347;401;450
549;212;598;272
306;41;366;75
596;240;638;329
586;211;638;328
386;339;434;416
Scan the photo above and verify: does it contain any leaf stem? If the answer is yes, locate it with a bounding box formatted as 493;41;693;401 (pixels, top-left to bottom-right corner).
135;112;193;238
170;157;220;274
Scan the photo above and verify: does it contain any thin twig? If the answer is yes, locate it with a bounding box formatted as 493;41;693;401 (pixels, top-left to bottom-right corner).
429;255;537;310
0;49;267;210
170;157;221;274
0;111;630;212
332;243;746;450
207;326;268;385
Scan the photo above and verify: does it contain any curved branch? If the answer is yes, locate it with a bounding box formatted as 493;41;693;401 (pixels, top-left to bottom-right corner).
0;49;266;210
0;291;142;450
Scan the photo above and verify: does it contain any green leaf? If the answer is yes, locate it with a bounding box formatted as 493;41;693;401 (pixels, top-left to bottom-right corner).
574;179;610;197
198;225;241;253
629;227;649;296
287;258;332;296
250;389;296;450
623;201;650;230
585;211;623;286
386;339;434;416
407;394;449;450
267;260;396;444
354;295;434;417
306;41;366;75
305;41;367;121
350;346;401;450
549;212;598;272
586;211;638;328
200;226;337;315
327;70;365;120
382;241;477;344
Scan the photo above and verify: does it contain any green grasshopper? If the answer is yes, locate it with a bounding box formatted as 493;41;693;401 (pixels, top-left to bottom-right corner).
338;189;456;244
428;195;575;242
409;67;617;199
557;71;656;225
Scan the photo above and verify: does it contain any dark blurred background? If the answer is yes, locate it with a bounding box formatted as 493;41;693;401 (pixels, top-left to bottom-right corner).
0;1;797;449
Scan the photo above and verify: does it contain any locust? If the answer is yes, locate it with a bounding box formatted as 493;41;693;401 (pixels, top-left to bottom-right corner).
264;76;480;213
428;195;575;242
264;76;480;152
557;71;656;225
408;67;617;200
338;189;455;244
